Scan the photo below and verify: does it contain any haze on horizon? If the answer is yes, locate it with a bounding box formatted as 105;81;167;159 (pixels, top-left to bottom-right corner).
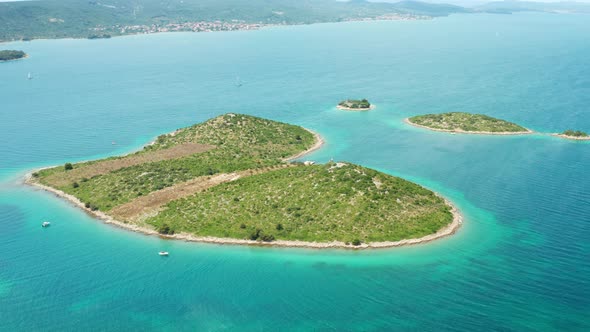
372;0;590;6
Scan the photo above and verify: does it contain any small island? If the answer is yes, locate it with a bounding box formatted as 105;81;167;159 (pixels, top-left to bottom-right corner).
0;50;27;62
406;112;532;135
88;34;112;40
337;99;373;111
27;114;460;249
553;129;590;141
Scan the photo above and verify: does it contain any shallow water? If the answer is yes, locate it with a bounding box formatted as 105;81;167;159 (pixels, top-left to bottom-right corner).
1;13;589;331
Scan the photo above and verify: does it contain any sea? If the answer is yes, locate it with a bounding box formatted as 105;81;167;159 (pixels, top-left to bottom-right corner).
0;12;589;331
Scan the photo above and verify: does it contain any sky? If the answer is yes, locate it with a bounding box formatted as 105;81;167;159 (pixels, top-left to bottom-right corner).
2;0;590;4
377;0;590;4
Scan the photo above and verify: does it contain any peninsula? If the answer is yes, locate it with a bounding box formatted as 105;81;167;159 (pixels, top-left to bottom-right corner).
0;50;26;62
406;112;532;135
553;129;590;141
337;99;373;111
27;114;460;249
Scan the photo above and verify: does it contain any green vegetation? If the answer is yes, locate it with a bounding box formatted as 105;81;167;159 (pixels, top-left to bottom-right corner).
409;112;528;133
88;34;111;40
37;114;314;211
0;50;26;61
34;113;454;245
561;130;589;138
157;223;175;235
0;0;468;42
338;99;371;110
147;163;453;243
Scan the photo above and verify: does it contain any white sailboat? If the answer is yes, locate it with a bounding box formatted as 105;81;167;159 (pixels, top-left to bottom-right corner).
27;72;33;80
235;76;243;87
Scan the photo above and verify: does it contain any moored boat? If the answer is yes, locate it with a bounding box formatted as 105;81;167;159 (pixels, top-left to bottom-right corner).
42;221;51;227
158;251;169;256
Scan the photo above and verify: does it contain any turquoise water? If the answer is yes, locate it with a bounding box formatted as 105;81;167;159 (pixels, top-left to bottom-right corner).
1;13;590;331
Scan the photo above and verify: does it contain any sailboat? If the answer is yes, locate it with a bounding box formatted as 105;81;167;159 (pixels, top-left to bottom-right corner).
27;72;33;80
235;76;243;87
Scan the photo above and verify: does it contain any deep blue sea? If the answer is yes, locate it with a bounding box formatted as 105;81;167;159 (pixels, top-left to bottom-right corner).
1;13;589;331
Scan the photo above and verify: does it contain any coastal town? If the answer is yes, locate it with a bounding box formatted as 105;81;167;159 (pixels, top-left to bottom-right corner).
88;14;428;38
90;20;268;36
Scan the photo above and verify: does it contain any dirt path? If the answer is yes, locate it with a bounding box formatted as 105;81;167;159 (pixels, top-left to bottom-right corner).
43;143;215;187
109;165;291;223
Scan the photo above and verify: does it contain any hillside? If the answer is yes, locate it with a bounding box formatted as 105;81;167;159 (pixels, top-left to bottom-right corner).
148;163;453;243
35;114;315;211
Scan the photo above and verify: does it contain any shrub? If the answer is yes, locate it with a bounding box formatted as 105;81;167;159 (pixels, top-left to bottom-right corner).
72;182;79;188
352;239;362;246
32;172;39;178
84;202;91;209
64;163;73;171
158;223;175;235
240;223;247;229
276;223;283;231
261;234;275;242
249;229;261;240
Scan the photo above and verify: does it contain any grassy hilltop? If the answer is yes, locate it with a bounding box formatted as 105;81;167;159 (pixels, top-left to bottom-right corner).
36;114;315;211
148;163;452;243
408;112;529;133
33;113;453;245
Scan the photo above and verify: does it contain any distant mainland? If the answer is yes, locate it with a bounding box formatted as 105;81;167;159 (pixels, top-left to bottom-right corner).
338;99;374;111
0;50;27;62
26;114;461;249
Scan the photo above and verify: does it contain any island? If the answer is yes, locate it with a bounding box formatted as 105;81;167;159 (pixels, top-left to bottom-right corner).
87;34;111;39
337;99;374;111
406;112;532;135
26;114;461;249
0;50;26;62
553;129;590;141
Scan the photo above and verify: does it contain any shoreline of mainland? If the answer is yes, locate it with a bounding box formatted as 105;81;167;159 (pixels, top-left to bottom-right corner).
24;128;462;250
404;118;534;135
0;16;429;45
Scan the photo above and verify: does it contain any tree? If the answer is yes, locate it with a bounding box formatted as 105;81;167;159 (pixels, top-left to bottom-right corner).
249;229;261;240
64;163;73;171
352;239;361;246
158;223;174;235
261;234;275;242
